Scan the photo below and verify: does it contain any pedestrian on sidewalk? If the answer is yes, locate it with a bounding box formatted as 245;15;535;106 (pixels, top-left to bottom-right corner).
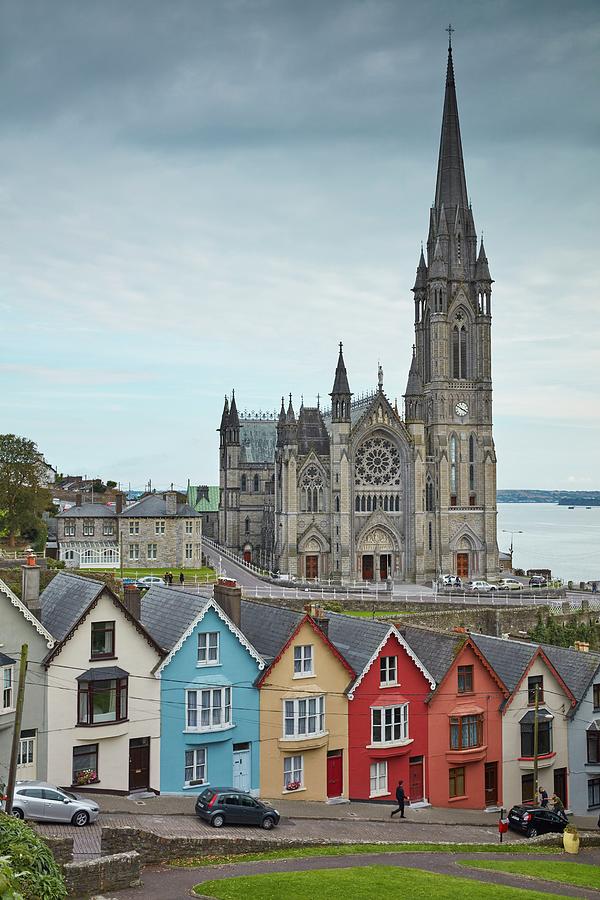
390;780;408;819
538;787;549;808
179;572;184;586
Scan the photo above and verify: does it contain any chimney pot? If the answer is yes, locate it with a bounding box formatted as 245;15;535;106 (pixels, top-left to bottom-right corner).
122;584;141;621
75;492;82;507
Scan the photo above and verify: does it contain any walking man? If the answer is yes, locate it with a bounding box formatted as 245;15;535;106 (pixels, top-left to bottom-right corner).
179;572;184;586
390;780;407;819
538;786;549;808
551;793;565;818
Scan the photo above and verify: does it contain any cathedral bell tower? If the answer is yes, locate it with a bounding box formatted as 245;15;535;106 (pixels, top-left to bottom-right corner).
218;390;241;551
406;34;498;581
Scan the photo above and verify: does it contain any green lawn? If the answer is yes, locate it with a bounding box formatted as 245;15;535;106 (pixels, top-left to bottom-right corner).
459;859;600;890
172;842;560;868
196;865;572;899
95;566;215;580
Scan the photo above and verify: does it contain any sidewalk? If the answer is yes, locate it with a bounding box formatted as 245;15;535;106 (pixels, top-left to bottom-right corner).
84;792;600;830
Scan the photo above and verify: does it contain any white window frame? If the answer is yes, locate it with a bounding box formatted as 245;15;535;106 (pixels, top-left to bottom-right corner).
128;543;140;561
64;522;76;537
147;543;157;559
186;687;232;732
82;520;94;537
185;542;193;560
195;543;202;560
1;666;14;713
380;655;398;687
283;755;303;789
283;696;325;739
102;523;114;536
195;520;202;534
184;747;207;786
129;519;140;536
17;734;35;767
197;632;220;666
371;704;409;746
370;760;388;797
293;644;314;678
185;519;194;534
155;519;165;535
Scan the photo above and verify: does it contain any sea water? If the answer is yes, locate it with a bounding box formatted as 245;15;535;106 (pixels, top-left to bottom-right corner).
497;502;600;584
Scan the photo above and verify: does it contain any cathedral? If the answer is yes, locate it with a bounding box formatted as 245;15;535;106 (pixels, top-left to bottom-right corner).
218;42;499;583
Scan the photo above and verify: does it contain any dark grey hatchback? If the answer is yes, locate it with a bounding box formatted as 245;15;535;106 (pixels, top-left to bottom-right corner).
195;788;280;829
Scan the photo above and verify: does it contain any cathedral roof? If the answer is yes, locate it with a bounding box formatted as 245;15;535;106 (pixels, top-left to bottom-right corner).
434;45;469;217
331;342;351;396
297;406;330;456
239;420;277;464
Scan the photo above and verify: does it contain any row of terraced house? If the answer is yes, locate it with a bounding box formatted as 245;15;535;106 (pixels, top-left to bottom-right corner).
1;566;599;816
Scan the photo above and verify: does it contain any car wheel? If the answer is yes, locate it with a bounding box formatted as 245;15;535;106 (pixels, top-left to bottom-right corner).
211;814;225;828
261;816;275;830
72;811;89;827
527;827;538;838
11;808;24;819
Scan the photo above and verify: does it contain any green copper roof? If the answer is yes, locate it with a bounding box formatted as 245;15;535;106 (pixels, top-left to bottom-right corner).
187;485;220;512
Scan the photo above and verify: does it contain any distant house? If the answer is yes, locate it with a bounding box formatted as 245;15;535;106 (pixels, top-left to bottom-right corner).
56;491;202;570
187;485;219;540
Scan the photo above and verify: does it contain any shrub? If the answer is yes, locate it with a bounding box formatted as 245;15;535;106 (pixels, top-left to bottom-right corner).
0;813;66;899
46;558;66;570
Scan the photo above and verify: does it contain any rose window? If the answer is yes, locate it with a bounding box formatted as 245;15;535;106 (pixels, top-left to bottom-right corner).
355;437;401;486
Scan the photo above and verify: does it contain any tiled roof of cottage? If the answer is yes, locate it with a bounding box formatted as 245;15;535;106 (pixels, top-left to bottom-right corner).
40;572;105;641
141;585;213;651
240;600;303;664
57;503;116;518
469;633;536;693
541;643;600;705
400;625;463;684
119;494;200;518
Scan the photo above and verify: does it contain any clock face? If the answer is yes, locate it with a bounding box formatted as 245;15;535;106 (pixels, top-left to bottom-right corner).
455;401;469;417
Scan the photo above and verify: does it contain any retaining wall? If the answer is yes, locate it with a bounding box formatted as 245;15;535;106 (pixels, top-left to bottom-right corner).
63;851;141;898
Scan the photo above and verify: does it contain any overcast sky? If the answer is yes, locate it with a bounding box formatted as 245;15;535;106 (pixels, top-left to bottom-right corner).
1;0;599;490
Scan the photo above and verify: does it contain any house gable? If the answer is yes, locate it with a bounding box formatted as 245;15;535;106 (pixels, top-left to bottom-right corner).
348;626;435;699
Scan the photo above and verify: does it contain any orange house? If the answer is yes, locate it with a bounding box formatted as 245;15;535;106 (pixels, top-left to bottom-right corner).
427;637;507;809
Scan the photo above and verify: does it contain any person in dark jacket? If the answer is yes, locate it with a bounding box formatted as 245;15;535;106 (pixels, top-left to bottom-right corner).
539;787;549;808
179;572;184;585
390;780;408;818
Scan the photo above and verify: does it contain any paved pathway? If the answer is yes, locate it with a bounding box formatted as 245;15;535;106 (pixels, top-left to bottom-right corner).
105;848;600;900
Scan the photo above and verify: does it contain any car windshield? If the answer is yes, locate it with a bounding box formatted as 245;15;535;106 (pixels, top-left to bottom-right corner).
61;789;78;800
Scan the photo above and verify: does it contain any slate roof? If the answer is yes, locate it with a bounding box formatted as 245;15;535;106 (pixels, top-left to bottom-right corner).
0;651;15;666
324;612;390;678
541;643;600;706
239;420;276;465
119;494;200;518
57;503;116;518
400;625;462;684
187;485;220;513
77;665;129;682
469;633;536;693
40;572;105;641
239;600;303;664
297;407;330;456
141;585;212;651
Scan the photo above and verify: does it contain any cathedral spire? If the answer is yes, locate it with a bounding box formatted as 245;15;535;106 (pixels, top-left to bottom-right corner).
219;394;229;430
434;37;469;215
413;246;427;291
475;236;493;282
330;342;351;424
331;342;351;396
228;389;240;428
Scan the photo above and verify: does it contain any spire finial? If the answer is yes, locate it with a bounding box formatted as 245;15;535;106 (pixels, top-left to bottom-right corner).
317;392;320;409
446;23;454;50
339;341;343;353
289;392;292;405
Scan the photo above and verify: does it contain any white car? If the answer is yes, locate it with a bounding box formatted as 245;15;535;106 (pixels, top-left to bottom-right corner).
136;576;165;589
442;574;462;587
498;578;524;591
4;782;100;826
468;580;497;592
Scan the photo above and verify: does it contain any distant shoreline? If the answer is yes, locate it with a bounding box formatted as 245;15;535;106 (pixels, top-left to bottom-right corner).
498;491;600;505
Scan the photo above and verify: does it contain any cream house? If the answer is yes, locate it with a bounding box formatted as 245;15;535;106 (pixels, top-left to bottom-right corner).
40;573;164;795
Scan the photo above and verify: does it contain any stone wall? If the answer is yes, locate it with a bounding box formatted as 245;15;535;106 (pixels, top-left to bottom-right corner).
63;851;140;898
39;834;73;865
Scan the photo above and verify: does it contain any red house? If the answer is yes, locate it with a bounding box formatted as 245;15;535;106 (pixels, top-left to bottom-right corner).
427;636;507;809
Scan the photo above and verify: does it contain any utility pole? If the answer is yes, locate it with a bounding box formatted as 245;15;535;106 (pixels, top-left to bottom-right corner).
533;683;540;802
5;644;28;815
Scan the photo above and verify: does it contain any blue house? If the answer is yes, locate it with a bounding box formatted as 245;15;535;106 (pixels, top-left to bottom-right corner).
142;583;264;795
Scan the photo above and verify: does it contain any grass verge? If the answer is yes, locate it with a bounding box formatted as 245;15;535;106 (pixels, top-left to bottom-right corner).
459;859;600;890
171;841;561;867
195;865;572;899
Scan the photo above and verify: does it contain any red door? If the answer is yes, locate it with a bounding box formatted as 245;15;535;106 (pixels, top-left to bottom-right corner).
409;757;424;802
306;555;319;579
243;550;252;563
327;751;343;798
361;555;374;581
456;553;469;578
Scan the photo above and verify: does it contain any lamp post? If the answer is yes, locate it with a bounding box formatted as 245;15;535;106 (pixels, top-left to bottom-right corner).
501;529;523;570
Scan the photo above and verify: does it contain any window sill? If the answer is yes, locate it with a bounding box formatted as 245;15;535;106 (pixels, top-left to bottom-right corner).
457;691;475;696
292;674;316;680
369;791;391;799
77;719;129;728
184;723;234;735
379;683;398;689
196;663;222;668
282;786;306;795
183;781;209;790
367;738;412;750
448;794;468;803
89;656;118;662
584;762;600;767
71;780;100;788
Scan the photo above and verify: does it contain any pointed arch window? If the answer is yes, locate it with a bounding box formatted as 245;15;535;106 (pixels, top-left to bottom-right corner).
253;474;259;492
425;477;434;512
241;475;247;492
452;318;468;380
449;434;458;506
428;520;433;551
335;495;340;513
300;465;325;514
244;517;250;535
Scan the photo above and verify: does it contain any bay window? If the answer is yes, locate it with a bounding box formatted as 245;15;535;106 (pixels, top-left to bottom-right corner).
186;687;232;731
449;714;483;750
283;696;325;738
520;719;552;757
371;704;408;745
77;675;128;725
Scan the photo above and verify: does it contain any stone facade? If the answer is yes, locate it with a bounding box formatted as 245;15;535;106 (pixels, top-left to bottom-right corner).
218;45;499;584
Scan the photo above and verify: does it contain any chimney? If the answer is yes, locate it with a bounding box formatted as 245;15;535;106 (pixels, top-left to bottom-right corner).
122;584;141;621
310;605;329;639
21;549;41;620
115;492;124;515
213;579;241;628
165;491;177;516
75;492;82;508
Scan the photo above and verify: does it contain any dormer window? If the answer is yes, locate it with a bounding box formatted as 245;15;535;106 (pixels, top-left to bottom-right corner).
380;656;397;687
198;632;219;666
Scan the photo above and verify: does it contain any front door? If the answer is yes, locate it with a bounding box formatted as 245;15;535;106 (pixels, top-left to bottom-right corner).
233;744;251;792
306;555;319;580
554;768;567;807
243;550;252;563
327;750;343;798
457;552;469;578
362;554;374;581
129;737;150;791
409;756;424;802
380;554;391;581
484;762;498;806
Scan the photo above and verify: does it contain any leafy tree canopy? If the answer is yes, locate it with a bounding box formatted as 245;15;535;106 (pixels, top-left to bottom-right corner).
0;434;51;547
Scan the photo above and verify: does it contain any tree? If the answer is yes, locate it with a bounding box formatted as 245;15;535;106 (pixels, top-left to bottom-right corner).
0;435;51;547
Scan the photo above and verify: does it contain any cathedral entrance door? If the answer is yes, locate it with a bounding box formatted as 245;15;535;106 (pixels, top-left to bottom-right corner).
380;553;391;580
456;552;469;578
361;555;374;581
306;555;319;580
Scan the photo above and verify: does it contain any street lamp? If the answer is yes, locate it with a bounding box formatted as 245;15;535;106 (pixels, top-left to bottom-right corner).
501;529;523;556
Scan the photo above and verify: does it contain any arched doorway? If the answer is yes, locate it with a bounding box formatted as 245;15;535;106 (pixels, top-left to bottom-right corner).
357;527;400;582
242;543;253;564
455;536;473;579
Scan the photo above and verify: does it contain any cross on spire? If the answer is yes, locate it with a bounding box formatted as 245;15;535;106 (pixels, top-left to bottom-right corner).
446;23;454;50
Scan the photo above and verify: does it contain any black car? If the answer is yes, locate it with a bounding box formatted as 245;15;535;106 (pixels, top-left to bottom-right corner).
195;788;280;829
507;805;567;838
529;575;547;588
